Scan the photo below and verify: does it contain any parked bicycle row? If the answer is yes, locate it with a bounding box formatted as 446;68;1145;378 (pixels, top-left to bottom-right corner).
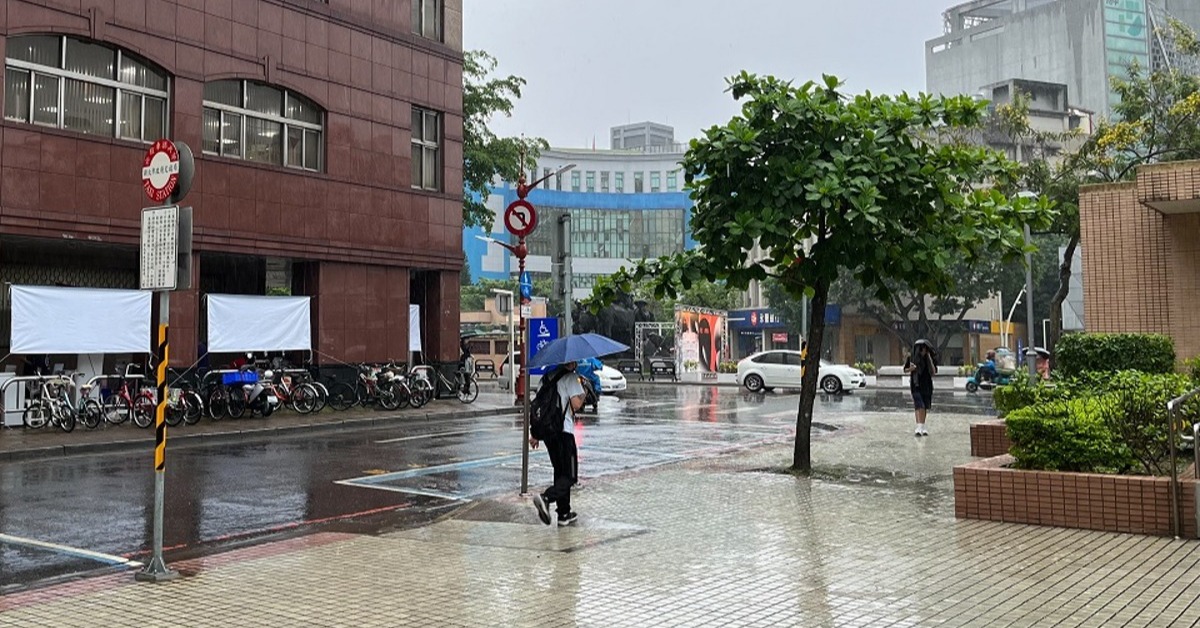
12;360;480;433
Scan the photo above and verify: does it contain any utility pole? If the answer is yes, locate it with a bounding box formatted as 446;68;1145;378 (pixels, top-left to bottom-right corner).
556;213;573;336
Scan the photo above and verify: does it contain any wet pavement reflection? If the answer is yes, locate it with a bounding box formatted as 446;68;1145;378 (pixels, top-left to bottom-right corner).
0;385;995;591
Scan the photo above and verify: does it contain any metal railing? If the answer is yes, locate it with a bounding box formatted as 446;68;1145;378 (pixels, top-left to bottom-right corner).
1166;386;1200;539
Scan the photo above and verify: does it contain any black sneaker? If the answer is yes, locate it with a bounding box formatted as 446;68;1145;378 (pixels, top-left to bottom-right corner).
532;495;552;526
557;512;578;526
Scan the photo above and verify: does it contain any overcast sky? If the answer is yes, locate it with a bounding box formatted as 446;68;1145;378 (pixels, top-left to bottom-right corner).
463;0;954;148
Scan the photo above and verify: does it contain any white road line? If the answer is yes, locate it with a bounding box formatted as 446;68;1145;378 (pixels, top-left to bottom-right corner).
375;427;511;444
0;533;143;567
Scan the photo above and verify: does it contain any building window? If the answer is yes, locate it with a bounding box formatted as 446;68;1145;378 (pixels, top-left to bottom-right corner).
615;172;625;193
202;80;324;171
667;170;678;192
571;171;581;192
4;34;169;141
543;167;551;184
412;0;443;41
524;207;686;261
634;172;644;193
555;171;562;191
585;171;595;192
650;171;661;192
600;171;610;192
410;106;441;190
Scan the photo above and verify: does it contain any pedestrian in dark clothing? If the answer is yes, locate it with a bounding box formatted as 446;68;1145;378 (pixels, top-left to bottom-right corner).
531;362;586;527
904;340;938;436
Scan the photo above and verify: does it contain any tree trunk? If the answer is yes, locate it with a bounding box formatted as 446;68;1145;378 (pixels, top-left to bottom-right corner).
793;276;831;473
1047;232;1079;369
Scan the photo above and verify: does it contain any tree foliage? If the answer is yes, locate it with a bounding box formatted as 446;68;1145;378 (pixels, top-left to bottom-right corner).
462;51;548;230
461;277;560;318
587;73;1054;472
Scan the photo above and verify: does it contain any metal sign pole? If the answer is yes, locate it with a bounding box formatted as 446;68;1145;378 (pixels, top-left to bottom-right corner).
136;290;176;582
519;240;531;495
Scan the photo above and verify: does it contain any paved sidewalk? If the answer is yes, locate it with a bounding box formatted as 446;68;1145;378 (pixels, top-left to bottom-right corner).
3;407;1199;626
0;391;516;461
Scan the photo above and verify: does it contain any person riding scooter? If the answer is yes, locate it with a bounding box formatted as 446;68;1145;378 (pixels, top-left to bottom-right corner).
575;357;603;413
980;350;998;383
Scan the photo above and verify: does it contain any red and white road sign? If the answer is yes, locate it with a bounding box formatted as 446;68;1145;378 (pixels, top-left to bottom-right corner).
142;139;181;204
503;200;538;238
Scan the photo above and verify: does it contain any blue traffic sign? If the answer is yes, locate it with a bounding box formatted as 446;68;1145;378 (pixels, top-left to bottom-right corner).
527;317;559;376
519;271;533;300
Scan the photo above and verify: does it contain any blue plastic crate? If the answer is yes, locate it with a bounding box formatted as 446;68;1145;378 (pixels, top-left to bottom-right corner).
222;371;258;385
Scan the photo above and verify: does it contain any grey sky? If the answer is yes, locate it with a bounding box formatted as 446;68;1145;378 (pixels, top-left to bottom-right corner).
464;0;955;149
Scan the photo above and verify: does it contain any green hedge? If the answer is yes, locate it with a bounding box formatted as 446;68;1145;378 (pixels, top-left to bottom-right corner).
1054;333;1175;379
1004;371;1200;475
1006;397;1132;473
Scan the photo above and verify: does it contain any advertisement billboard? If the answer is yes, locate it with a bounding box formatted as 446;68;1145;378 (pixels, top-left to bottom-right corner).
674;306;728;374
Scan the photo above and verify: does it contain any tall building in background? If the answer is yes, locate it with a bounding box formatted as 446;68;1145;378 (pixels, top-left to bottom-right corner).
926;0;1200;117
610;122;677;150
464;123;695;299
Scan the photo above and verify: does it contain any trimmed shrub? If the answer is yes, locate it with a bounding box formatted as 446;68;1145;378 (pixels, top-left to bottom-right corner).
1054;333;1175;379
1006;397;1134;473
853;362;877;375
1100;371;1200;475
1184;356;1200;382
992;376;1071;417
717;361;739;374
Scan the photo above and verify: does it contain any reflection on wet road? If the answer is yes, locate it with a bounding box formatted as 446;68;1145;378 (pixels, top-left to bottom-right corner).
0;386;994;591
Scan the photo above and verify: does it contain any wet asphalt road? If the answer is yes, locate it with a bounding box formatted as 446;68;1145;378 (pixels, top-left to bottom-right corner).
0;386;995;592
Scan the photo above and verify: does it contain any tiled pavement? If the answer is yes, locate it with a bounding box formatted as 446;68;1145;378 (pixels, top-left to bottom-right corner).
3;406;1200;627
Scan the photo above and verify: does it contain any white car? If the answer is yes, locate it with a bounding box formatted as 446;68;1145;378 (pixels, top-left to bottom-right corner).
497;353;626;394
736;350;867;394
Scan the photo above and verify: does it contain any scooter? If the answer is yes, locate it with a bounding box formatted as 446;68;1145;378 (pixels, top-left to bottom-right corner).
965;365;1012;393
243;368;281;417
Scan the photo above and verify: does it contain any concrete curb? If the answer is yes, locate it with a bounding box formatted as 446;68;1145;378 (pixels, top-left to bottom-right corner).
0;404;520;463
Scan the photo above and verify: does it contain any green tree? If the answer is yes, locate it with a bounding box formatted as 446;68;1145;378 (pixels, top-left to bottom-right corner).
462;51;548;230
460;277;560;317
588;74;1053;472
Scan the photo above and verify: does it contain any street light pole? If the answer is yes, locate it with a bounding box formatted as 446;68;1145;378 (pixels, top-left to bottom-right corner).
1024;223;1037;384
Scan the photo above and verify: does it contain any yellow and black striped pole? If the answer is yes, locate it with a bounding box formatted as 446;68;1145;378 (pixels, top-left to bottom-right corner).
136;295;177;582
155;324;168;471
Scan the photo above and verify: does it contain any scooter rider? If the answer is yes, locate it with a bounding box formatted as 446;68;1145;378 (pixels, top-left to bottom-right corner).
980;350;998;383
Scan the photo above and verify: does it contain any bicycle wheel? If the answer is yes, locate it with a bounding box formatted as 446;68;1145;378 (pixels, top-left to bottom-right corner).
102;395;131;426
22;400;50;429
182;390;205;425
227;386;248;419
207;386;229;420
410;379;434;408
378;381;402;411
292;383;319;414
81;399;103;430
328;382;356;412
132;394;156;428
56;405;75;433
165;400;184;427
310;382;329;413
458;378;479;404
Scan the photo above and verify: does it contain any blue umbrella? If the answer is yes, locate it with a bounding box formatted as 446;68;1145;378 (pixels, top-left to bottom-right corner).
527;333;630;369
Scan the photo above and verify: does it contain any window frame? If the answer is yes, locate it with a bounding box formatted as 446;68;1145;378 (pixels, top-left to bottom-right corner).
410;105;442;191
202;80;324;172
4;35;170;142
412;0;444;42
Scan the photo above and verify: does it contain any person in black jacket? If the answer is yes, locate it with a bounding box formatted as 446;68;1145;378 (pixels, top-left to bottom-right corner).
904;340;938;437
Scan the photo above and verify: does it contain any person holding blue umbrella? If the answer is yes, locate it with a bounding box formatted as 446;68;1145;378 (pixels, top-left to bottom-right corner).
528;333;629;527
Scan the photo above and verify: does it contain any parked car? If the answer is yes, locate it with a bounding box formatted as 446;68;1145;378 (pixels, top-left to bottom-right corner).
497;353;626;394
736;350;867;394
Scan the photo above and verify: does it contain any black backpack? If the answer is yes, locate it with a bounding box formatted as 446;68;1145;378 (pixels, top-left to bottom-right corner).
529;370;568;441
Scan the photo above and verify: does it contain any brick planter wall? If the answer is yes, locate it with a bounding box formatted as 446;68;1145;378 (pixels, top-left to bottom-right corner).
954;455;1198;538
969;420;1011;458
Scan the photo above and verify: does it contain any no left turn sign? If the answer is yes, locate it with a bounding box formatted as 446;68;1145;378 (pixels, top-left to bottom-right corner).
504;200;538;238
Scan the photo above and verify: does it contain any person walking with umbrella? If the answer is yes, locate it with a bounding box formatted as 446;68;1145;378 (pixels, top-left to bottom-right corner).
904;339;938;436
527;333;629;527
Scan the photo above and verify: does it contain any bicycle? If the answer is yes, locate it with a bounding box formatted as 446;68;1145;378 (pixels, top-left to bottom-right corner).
410;365;478;404
100;366;155;428
23;375;91;433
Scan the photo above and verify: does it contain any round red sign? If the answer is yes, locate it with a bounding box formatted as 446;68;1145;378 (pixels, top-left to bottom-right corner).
503;200;538;238
142;139;180;204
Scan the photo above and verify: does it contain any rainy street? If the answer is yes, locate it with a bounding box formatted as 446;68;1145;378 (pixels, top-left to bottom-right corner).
0;385;994;592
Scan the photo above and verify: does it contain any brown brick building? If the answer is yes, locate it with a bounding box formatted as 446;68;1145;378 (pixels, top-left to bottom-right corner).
0;0;464;366
1079;161;1200;361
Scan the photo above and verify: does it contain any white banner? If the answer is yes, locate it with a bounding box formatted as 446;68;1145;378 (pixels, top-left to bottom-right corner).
11;286;152;354
409;304;422;353
207;294;312;353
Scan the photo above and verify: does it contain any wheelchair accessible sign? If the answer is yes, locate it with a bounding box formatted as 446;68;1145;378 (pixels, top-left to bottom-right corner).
528;317;558;376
